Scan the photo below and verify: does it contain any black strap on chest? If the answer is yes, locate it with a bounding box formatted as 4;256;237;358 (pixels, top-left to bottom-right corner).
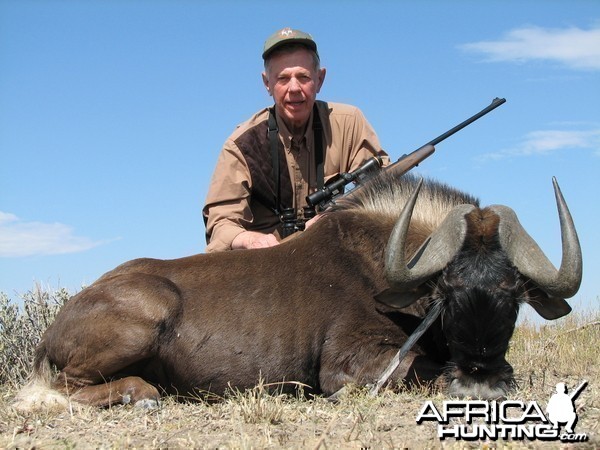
267;108;280;214
313;106;325;191
268;103;324;216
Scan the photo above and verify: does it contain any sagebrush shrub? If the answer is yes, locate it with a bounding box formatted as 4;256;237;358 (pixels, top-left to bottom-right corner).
0;285;71;387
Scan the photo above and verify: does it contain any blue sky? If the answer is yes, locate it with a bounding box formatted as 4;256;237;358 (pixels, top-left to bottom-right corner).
1;1;599;320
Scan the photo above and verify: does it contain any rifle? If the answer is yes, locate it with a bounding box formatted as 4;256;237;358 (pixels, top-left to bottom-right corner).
569;380;588;401
306;97;506;211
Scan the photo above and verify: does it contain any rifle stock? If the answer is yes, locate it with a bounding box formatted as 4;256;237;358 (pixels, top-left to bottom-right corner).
385;144;435;178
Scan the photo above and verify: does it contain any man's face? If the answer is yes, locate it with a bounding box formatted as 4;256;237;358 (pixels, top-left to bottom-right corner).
262;48;326;134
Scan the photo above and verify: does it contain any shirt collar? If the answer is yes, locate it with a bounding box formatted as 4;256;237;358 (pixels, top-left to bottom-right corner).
275;110;313;151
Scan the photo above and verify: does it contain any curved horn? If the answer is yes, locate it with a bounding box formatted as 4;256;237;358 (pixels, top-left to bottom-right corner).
490;177;582;299
384;178;476;290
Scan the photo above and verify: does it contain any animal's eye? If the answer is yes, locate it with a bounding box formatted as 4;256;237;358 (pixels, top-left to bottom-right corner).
498;275;522;293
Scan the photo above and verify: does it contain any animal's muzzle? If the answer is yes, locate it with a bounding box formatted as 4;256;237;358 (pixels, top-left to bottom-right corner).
441;364;515;400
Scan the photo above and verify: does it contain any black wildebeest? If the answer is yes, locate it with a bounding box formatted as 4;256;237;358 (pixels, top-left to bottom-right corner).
14;172;582;410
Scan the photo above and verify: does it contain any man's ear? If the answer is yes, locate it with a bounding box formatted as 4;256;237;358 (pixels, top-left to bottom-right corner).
262;72;271;96
316;68;326;93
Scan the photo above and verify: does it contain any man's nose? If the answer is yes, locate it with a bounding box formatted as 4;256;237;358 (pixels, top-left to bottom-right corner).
288;77;301;91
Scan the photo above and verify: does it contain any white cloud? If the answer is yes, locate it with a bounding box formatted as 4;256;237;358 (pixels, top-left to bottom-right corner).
0;212;19;225
478;128;600;161
460;25;600;71
0;212;111;257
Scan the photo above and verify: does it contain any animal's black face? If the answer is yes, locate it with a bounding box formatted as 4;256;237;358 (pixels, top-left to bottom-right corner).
435;256;522;399
378;177;582;398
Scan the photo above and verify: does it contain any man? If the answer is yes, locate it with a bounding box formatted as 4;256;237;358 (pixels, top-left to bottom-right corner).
546;382;578;434
203;27;389;251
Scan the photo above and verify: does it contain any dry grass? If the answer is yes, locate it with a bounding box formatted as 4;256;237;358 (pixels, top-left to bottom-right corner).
0;287;598;448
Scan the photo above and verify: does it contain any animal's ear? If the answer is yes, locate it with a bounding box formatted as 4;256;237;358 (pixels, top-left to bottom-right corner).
374;287;425;309
525;287;572;320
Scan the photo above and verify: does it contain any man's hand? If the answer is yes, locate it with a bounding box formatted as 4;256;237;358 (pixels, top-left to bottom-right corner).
231;231;280;250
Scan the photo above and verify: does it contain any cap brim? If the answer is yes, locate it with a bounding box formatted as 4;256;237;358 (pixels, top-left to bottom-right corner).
262;38;318;60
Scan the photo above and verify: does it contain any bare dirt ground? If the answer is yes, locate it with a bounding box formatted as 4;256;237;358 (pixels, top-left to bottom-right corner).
1;313;598;449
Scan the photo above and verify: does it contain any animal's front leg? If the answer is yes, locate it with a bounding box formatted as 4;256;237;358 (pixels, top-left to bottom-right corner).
327;356;442;400
319;340;437;398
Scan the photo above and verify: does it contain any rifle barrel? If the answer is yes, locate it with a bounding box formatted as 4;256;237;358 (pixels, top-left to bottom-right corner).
569;380;588;400
308;97;506;210
427;97;506;147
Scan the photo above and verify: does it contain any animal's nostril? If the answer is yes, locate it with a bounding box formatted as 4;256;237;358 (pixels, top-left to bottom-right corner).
464;360;495;375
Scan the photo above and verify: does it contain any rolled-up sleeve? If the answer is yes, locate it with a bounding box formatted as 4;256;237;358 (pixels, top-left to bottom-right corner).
202;140;253;252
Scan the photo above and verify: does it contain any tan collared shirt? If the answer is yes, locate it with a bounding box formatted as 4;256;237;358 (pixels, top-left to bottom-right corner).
203;101;389;252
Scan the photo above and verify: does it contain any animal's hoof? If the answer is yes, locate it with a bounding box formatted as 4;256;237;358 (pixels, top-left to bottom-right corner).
134;398;161;410
326;386;346;403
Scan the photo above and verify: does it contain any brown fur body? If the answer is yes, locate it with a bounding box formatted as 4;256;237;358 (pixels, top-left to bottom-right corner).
37;210;440;405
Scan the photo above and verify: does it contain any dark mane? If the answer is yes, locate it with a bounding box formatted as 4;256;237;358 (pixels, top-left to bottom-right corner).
329;171;480;229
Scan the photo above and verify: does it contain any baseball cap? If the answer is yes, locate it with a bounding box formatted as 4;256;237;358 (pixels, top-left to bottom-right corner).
262;27;319;60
